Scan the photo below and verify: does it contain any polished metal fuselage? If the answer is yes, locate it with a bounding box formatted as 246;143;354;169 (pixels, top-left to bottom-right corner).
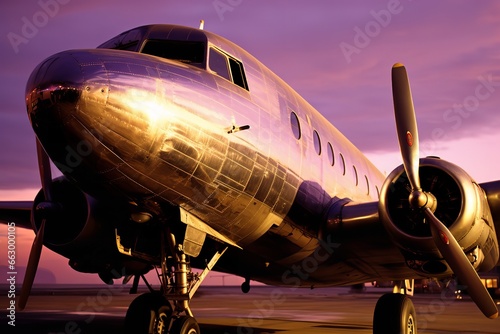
26;25;411;286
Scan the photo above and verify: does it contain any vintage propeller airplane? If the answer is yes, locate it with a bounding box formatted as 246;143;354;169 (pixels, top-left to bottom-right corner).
1;23;500;334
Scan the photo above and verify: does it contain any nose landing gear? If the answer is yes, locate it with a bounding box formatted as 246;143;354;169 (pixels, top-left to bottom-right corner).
123;225;227;334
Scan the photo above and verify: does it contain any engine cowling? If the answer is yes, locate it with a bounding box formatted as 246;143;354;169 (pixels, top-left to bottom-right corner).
379;157;499;275
33;177;91;246
31;176;155;279
31;176;123;265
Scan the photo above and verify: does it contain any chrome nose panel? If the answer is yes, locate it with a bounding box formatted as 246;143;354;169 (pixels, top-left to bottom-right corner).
26;52;84;132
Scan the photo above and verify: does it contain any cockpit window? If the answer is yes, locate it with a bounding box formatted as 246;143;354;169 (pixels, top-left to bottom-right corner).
209;47;248;90
98;28;144;51
141;40;205;67
229;57;247;89
209;48;231;80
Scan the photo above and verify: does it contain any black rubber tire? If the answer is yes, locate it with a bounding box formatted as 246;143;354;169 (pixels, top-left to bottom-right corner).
170;315;200;334
124;293;172;334
241;281;250;294
373;293;417;334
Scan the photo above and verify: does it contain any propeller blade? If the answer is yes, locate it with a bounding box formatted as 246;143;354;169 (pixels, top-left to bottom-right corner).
18;219;46;311
391;63;497;318
36;139;52;201
424;208;498;319
19;139;54;310
392;63;421;191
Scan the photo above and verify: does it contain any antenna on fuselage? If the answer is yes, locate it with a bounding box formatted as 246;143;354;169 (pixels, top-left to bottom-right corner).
199;19;204;30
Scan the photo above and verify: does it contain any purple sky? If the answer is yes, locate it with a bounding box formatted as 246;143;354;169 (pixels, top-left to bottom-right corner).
1;0;500;284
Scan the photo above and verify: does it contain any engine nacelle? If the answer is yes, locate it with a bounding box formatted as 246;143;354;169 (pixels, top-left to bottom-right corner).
32;177;122;265
379;157;499;275
31;177;155;279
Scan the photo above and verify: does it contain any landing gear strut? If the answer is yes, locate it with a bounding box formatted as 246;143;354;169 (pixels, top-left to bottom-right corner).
373;280;417;334
123;224;227;334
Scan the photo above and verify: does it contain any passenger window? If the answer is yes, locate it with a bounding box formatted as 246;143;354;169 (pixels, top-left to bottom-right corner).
313;130;321;155
290;112;301;140
353;165;358;186
339;153;346;175
327;142;335;166
209;48;230;80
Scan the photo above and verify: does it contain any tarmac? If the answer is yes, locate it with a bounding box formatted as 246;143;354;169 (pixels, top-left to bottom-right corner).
1;285;499;333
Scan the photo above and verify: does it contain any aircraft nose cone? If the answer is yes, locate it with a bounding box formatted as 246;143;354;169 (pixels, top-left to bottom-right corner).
26;52;84;133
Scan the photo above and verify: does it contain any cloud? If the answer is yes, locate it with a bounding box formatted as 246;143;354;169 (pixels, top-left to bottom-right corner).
1;0;500;286
1;0;499;192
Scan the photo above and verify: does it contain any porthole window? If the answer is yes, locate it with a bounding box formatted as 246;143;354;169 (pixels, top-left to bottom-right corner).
327;142;335;166
339;153;346;175
365;175;370;195
313;130;321;155
290;111;301;140
353;165;358;186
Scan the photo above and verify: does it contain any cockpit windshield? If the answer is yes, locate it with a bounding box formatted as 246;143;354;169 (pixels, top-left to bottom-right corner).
97;25;247;89
97;28;145;51
140;40;205;67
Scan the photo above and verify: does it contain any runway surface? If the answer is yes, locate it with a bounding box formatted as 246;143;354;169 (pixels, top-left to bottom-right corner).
1;285;499;333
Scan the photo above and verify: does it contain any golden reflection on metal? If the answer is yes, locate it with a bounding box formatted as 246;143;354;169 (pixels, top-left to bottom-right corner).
25;25;388;282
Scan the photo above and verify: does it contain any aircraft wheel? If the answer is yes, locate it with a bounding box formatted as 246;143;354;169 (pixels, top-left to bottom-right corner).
241;280;250;293
170;315;200;334
373;293;417;334
124;292;172;334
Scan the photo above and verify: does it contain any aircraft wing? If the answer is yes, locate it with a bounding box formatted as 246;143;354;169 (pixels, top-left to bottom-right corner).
0;201;33;229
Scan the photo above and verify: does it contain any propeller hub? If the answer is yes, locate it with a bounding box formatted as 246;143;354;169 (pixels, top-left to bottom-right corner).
409;190;437;212
35;201;61;219
409;189;426;209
